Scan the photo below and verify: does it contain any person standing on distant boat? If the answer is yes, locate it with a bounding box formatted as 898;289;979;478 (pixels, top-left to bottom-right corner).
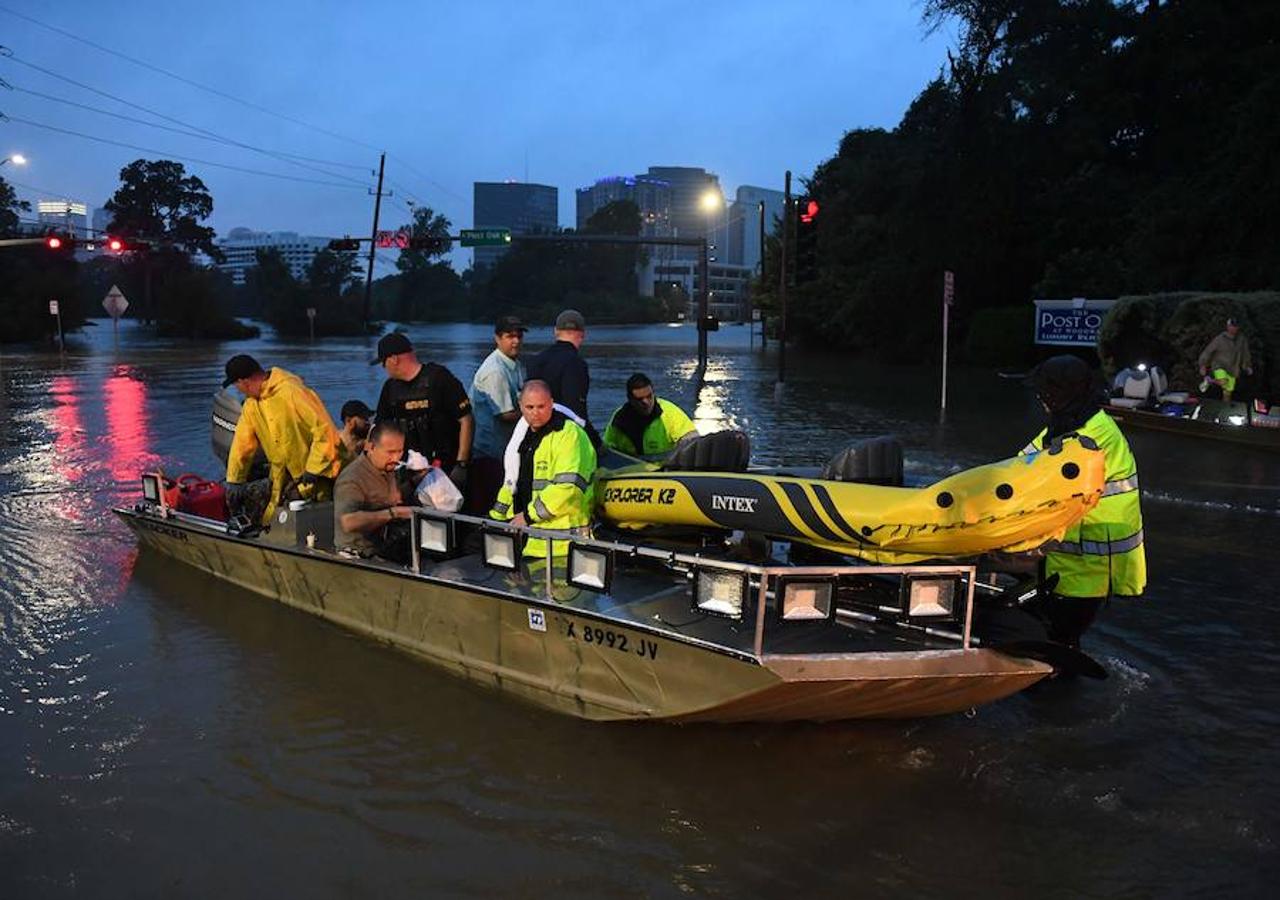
603;372;696;459
1198;317;1253;402
1020;356;1146;649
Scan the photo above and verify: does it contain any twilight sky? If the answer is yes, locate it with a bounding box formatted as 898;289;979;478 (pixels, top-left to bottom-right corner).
0;0;951;272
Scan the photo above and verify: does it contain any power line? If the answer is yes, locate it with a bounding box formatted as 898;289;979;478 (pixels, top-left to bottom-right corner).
389;153;466;203
10;84;372;175
5;115;371;190
1;51;373;186
0;4;383;153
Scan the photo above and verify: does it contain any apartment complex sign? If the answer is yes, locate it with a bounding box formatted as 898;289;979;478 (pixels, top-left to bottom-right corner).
1033;297;1116;346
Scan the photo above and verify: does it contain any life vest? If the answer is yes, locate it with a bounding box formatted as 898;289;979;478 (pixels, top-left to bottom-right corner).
491;415;595;557
1022;410;1146;598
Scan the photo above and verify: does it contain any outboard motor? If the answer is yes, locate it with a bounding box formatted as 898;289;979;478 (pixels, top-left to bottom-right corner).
661;430;751;472
211;389;268;478
820;435;904;486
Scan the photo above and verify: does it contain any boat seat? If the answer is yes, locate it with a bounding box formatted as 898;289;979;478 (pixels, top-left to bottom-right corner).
661;429;751;472
820;435;904;486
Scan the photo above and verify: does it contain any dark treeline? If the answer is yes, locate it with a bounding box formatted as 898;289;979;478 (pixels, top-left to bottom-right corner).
761;0;1280;358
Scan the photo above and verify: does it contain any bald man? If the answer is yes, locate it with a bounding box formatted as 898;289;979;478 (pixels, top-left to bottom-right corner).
490;380;595;557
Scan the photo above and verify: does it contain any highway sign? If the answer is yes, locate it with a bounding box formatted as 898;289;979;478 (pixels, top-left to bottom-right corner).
460;229;511;247
103;285;129;318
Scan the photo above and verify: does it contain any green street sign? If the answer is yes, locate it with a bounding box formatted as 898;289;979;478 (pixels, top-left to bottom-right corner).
460;229;512;247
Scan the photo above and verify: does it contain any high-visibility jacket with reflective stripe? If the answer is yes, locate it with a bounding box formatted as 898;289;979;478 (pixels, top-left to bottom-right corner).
1021;411;1146;598
491;418;595;556
603;398;696;457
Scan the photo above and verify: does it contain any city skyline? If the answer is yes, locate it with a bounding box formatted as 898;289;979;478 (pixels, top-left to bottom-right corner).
0;2;950;272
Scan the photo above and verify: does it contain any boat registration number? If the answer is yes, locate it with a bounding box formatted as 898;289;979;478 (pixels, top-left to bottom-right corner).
565;622;659;660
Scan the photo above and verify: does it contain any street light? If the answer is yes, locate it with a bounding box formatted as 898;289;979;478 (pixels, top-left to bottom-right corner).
1;153;28;167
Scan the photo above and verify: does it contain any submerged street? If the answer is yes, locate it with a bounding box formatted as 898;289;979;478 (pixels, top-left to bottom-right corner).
2;322;1278;897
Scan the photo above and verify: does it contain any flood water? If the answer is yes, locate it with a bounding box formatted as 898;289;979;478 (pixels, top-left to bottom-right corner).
2;321;1278;898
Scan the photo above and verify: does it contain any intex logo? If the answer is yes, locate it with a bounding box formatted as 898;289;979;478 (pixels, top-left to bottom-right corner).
711;494;757;513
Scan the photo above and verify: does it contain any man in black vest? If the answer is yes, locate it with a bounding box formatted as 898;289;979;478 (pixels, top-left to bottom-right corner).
527;309;600;446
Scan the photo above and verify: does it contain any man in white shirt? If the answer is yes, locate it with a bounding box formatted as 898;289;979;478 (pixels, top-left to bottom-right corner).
468;315;527;511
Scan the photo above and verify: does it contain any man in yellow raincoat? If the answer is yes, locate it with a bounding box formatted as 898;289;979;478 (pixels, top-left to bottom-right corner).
223;354;342;525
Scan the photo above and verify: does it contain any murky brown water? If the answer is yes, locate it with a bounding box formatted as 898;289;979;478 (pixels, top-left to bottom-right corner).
2;321;1278;897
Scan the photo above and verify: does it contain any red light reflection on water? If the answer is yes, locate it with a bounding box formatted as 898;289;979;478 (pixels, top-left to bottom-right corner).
50;374;85;484
104;367;158;484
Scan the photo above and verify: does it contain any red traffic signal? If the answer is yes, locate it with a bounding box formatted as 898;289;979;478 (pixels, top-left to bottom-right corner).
106;236;125;252
799;199;820;224
46;234;67;250
328;237;360;252
408;235;451;252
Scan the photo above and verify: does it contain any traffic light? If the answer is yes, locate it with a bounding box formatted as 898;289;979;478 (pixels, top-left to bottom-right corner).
328;237;360;252
408;235;451;253
105;236;125;253
45;232;74;251
795;196;820;285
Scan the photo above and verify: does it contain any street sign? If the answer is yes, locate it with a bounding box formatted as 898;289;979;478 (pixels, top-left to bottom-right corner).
375;229;410;249
943;270;955;306
306;308;316;319
102;285;129;318
48;299;59;316
460;229;511;247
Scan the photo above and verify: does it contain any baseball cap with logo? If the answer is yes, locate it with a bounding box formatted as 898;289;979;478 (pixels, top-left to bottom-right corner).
369;332;413;365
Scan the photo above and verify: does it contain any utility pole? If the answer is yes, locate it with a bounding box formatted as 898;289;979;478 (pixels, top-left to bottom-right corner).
757;199;767;349
776;171;791;394
362;152;387;329
698;238;710;369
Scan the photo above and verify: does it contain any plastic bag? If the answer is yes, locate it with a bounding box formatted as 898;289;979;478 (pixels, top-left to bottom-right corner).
415;466;464;511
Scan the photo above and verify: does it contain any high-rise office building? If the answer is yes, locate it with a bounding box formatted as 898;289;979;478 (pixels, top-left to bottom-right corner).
728;185;786;272
37;199;89;238
575;174;672;237
215;228;332;286
472;181;558;270
91;206;112;238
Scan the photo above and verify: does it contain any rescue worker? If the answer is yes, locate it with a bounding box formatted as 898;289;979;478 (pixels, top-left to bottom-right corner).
336;399;374;468
1198;316;1253;402
468;315;527;511
526;308;601;447
222;353;342;525
603;372;696;458
371;332;474;488
490;380;595;557
1021;355;1146;648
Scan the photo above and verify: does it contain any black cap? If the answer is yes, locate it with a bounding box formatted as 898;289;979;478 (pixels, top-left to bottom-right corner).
495;315;527;335
554;308;585;331
340;399;374;421
222;353;264;388
369;332;413;365
1226;317;1239;327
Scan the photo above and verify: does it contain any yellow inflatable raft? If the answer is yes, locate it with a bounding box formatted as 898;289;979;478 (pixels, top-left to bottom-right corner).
596;437;1105;564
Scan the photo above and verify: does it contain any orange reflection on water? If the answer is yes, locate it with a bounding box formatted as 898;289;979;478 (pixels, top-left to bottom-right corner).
104;367;157;484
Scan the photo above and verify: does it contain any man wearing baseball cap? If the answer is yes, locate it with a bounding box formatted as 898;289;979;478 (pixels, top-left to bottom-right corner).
371;332;474;490
221;353;342;524
467;315;528;510
526;308;600;447
336;399;375;467
1197;316;1253;402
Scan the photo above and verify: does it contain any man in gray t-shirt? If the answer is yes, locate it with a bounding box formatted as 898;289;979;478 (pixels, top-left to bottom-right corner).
333;422;414;560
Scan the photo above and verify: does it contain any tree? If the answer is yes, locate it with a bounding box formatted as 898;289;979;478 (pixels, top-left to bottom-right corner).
103;159;219;257
0;176;31;236
396;206;452;273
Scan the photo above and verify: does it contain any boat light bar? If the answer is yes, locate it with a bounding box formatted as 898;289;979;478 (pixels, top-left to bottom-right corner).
692;568;749;620
567;542;613;593
141;472;165;507
481;525;521;571
776;577;836;623
415;511;455;558
902;574;963;623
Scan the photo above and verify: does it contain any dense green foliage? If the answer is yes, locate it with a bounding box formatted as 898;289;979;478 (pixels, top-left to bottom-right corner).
1100;292;1278;398
247;247;366;337
759;0;1280;358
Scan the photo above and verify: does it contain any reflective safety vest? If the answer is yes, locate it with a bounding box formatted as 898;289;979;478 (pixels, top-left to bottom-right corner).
1021;411;1146;598
603;397;696;458
491;417;595;557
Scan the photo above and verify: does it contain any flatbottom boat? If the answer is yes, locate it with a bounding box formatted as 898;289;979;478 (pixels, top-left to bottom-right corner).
115;474;1059;723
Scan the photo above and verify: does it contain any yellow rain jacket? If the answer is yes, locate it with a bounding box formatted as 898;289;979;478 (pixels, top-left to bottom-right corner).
603;397;696;457
1022;410;1146;598
491;416;595;557
226;367;342;523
